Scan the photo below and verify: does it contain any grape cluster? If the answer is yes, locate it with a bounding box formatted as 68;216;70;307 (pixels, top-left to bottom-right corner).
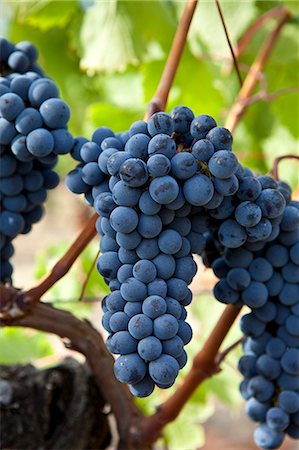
0;37;73;283
65;106;298;447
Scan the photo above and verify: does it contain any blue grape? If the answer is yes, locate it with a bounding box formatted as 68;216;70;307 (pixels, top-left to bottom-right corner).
147;153;171;178
237;176;262;201
137;213;162;238
208;150;237;179
129;376;155;398
139;191;161;215
125;133;150;160
286;315;299;336
154;314;179;340
249;257;273;282
183;174;214;206
97;251;121;279
177;320;192;344
256;354;281;380
266;407;290;432
190;114;216;139
112;180;142;207
149;354;179;385
254;424;284;450
119;158;148;187
158;229;182;255
238;355;257;378
247;375;275;402
191;139;214;162
26;128;54;157
147;112;174;137
120;277;147;302
109;311;130;332
280;205;299;231
137;336;162;361
147;278;168;298
15;107;42;135
235;201;262;227
28;78;59;108
129;120;148;137
0;93;24;121
226;268;251;291
256;189;286;219
110;206;138;233
106;290;126;312
213;279;240;304
132;259;157;283
246;218;272;242
116;231;141;250
171;152;197;179
148;134;176;159
280;349;299;375
128;313;153;339
8;51;29;72
136;238;159;260
218;219;247;248
170;105;194;134
39;98;70;129
245;398;269;422
0;118;17;145
149;175;179;205
278;391;299;414
214;175;239;196
114;353;147;384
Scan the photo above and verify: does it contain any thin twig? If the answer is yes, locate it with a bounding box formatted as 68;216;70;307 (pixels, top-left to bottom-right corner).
23;213;98;306
234;6;285;60
225;8;290;133
0;301;146;449
141;304;242;443
79;249;100;301
215;336;244;365
271;154;299;181
144;0;199;120
215;0;243;87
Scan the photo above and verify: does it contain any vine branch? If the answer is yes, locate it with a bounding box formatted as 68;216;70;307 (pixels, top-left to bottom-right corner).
23;213;98;307
0;300;145;449
141;304;242;443
144;0;198;120
225;8;290;132
215;0;243;87
233;6;285;61
271;154;299;181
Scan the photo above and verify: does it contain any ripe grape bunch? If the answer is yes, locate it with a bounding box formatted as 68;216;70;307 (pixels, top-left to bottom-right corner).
0;37;74;283
1;36;297;450
66;101;298;450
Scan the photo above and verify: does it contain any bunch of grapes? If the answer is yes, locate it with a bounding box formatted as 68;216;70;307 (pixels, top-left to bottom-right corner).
66;105;298;449
0;37;74;283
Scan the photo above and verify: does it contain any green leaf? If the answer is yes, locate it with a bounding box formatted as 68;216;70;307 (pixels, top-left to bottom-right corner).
281;0;299;14
0;328;53;364
79;0;176;73
188;1;256;59
85;102;141;135
162;407;205;450
16;0;78;31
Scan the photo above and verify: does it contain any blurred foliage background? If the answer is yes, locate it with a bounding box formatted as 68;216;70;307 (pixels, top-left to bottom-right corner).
1;0;298;448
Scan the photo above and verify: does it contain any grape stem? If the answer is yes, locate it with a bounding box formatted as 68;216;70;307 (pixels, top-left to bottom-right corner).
271;154;299;181
78;249;100;301
215;0;243;87
225;8;290;133
144;0;198;121
227;5;285;70
141;304;242;443
0;300;146;450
